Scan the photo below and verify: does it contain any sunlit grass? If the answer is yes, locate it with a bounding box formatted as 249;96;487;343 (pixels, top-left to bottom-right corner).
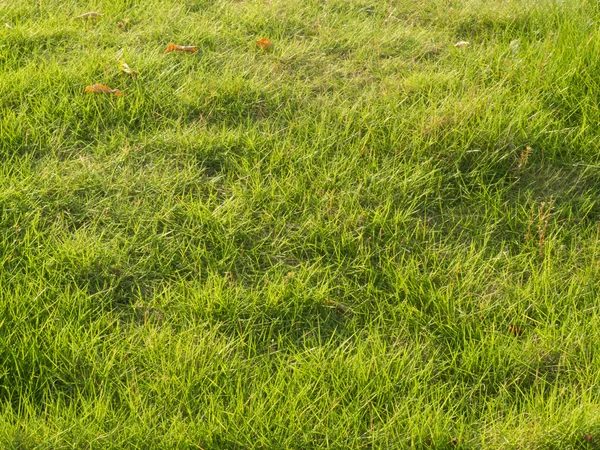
2;0;600;448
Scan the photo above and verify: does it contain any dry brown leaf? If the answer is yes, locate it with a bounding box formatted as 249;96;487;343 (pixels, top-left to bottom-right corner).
84;84;123;96
75;12;102;19
165;44;197;54
256;37;273;51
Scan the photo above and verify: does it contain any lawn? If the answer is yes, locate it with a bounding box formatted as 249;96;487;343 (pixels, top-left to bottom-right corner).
2;0;600;448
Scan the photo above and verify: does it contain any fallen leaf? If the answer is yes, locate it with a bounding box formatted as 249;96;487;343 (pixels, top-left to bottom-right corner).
454;41;470;48
120;61;136;77
165;44;197;54
84;84;123;96
256;37;273;51
75;12;102;19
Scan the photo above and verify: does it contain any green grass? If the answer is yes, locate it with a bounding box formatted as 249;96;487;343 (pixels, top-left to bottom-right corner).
2;0;600;447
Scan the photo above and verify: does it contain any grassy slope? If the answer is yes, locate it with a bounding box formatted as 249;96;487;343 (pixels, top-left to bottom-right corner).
2;0;600;447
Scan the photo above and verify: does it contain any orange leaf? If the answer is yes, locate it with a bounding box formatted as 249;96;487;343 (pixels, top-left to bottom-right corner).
256;37;273;51
165;44;197;54
84;84;123;96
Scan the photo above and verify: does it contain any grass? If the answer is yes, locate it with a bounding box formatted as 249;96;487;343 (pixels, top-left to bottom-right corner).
2;0;600;447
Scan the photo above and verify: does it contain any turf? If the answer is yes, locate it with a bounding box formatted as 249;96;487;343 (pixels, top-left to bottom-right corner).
2;0;600;448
